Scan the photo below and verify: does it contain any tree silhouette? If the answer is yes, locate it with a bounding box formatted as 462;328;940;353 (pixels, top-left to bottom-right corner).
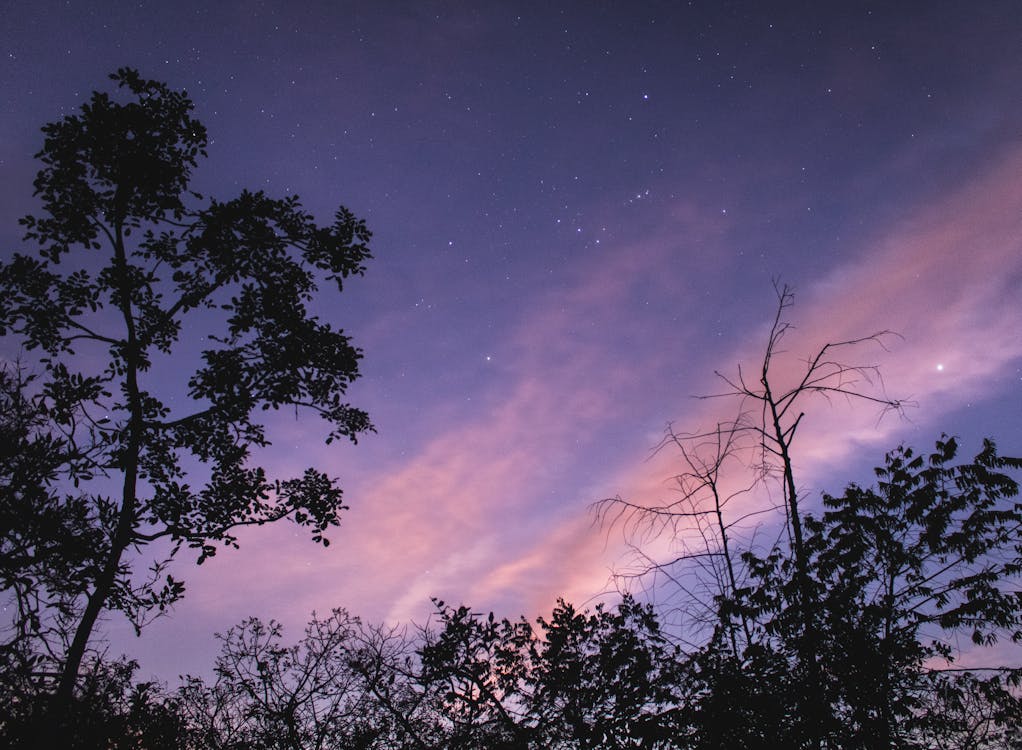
590;286;1022;747
177;610;403;750
803;437;1022;745
678;436;1022;748
0;68;373;728
596;283;910;748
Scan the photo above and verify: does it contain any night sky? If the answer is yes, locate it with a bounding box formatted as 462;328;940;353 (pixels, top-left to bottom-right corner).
2;1;1021;680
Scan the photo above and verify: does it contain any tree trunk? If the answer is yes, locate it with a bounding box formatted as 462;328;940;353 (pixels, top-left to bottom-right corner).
52;221;143;725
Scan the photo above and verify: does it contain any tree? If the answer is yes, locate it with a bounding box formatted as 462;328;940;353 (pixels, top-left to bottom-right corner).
178;608;454;750
0;650;190;750
182;597;687;750
0;68;374;725
801;437;1022;746
177;610;403;750
404;596;686;748
596;286;1021;747
526;598;686;748
597;283;909;748
417;601;535;748
681;436;1022;749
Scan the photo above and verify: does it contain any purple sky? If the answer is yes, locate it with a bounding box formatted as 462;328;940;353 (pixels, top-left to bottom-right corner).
2;1;1021;680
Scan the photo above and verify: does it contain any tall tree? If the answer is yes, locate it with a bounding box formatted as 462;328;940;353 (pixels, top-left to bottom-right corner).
597;283;912;746
694;436;1022;749
595;287;1021;747
0;68;373;721
802;437;1022;746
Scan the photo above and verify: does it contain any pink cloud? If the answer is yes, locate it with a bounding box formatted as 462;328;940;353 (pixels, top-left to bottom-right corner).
455;142;1022;617
172;225;709;627
148;143;1022;651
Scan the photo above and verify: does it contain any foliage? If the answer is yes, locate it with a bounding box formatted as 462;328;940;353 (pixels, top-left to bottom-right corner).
527;599;686;747
0;365;104;655
14;452;1015;749
177;610;405;750
684;436;1022;748
0;654;189;749
806;437;1022;745
179;477;1020;749
417;601;535;748
0;67;373;723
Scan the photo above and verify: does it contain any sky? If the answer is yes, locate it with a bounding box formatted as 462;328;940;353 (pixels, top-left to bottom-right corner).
2;0;1021;680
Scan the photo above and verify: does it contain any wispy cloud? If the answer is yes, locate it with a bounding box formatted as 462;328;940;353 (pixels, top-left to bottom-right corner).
181;143;1022;633
457;142;1022;616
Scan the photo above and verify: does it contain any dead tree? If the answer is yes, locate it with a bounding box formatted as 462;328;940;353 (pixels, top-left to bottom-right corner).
596;282;908;747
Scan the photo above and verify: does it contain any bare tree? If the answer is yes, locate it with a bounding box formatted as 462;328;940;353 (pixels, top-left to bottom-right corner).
178;610;431;750
595;417;766;654
596;282;908;748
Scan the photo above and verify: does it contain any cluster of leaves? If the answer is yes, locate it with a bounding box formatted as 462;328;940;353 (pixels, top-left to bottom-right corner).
417;597;685;748
0;654;189;749
0;366;107;655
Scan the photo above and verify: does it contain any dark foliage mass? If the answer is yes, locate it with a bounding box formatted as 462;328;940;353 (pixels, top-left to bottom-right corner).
57;435;1004;750
0;68;372;738
686;437;1022;749
2;72;1020;748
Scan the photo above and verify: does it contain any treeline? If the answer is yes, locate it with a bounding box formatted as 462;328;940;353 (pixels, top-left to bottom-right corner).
3;434;1021;748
